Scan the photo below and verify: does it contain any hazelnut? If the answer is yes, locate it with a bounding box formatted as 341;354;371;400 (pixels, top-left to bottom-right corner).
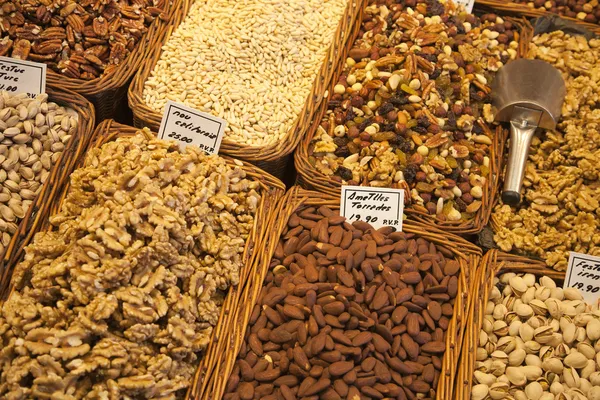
461;193;474;204
351;96;364;108
359;132;371;141
458;182;471;194
426;202;437;215
434;106;447;118
416;171;427;182
348;125;360;138
584;13;597;22
395;123;407;134
497;34;509;45
420;193;432;203
452;104;463;115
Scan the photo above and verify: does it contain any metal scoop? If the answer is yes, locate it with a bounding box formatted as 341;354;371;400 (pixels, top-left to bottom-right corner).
491;59;566;205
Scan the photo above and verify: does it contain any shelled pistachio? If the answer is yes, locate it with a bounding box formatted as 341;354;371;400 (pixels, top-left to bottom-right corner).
308;1;519;222
473;272;600;400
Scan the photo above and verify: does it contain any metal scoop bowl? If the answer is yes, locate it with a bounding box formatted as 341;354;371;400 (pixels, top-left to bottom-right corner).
491;59;566;206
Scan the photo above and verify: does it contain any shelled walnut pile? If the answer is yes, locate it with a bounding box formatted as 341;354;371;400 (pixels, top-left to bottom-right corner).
0;0;165;80
493;31;600;271
0;130;261;399
308;1;519;222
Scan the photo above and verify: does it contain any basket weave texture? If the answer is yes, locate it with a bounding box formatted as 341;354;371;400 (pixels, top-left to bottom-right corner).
195;186;482;400
127;0;365;179
0;86;95;298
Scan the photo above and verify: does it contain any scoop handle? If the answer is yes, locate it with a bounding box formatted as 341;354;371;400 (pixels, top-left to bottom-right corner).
502;120;537;206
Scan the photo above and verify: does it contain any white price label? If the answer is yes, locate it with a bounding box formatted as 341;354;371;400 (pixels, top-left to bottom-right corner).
454;0;474;13
340;186;404;231
564;251;600;305
158;100;226;154
0;57;46;98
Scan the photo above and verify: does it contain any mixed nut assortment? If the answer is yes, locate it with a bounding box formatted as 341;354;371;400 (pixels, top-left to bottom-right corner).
0;0;165;80
519;0;600;24
493;31;600;271
472;272;600;400
0;130;261;399
0;91;76;258
142;0;346;146
308;1;520;222
224;205;462;400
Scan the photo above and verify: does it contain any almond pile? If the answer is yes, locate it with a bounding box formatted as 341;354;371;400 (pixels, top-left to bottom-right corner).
224;205;462;400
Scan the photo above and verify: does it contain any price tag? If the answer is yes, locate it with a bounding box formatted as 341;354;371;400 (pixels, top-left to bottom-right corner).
340;186;404;231
564;251;600;305
453;0;474;13
0;57;46;98
158;100;226;154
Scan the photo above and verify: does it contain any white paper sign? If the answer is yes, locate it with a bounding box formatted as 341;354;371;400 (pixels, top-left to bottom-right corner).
454;0;474;13
0;57;46;98
158;100;226;154
340;185;404;231
564;251;600;305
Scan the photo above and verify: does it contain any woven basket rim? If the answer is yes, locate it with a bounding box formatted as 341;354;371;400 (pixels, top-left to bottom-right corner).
0;85;95;298
43;0;181;96
195;185;482;399
127;0;365;162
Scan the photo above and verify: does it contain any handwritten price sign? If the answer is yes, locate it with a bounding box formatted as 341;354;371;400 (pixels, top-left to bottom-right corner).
564;252;600;304
340;186;404;231
158;100;226;154
0;57;46;98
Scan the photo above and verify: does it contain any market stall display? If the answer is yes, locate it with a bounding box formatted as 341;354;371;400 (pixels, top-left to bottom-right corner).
492;30;600;271
0;121;284;399
295;1;529;234
457;251;600;400
128;0;363;177
0;0;179;120
0;87;94;297
198;187;481;400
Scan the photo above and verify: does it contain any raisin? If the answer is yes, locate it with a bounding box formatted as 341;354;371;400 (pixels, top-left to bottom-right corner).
412;126;427;134
336;166;353;181
333;137;347;147
472;123;483;134
389;95;409;106
381;123;396;132
427;0;445;16
404;164;419;184
455;198;467;212
334;146;351;158
378;102;394;116
449;168;461;182
429;69;441;80
418;117;430;128
345;107;356;122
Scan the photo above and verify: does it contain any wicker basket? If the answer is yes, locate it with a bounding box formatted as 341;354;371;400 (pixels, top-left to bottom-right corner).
127;0;365;179
38;0;182;122
0;86;95;298
0;119;285;399
196;186;482;400
455;250;565;399
475;0;600;34
293;9;532;235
